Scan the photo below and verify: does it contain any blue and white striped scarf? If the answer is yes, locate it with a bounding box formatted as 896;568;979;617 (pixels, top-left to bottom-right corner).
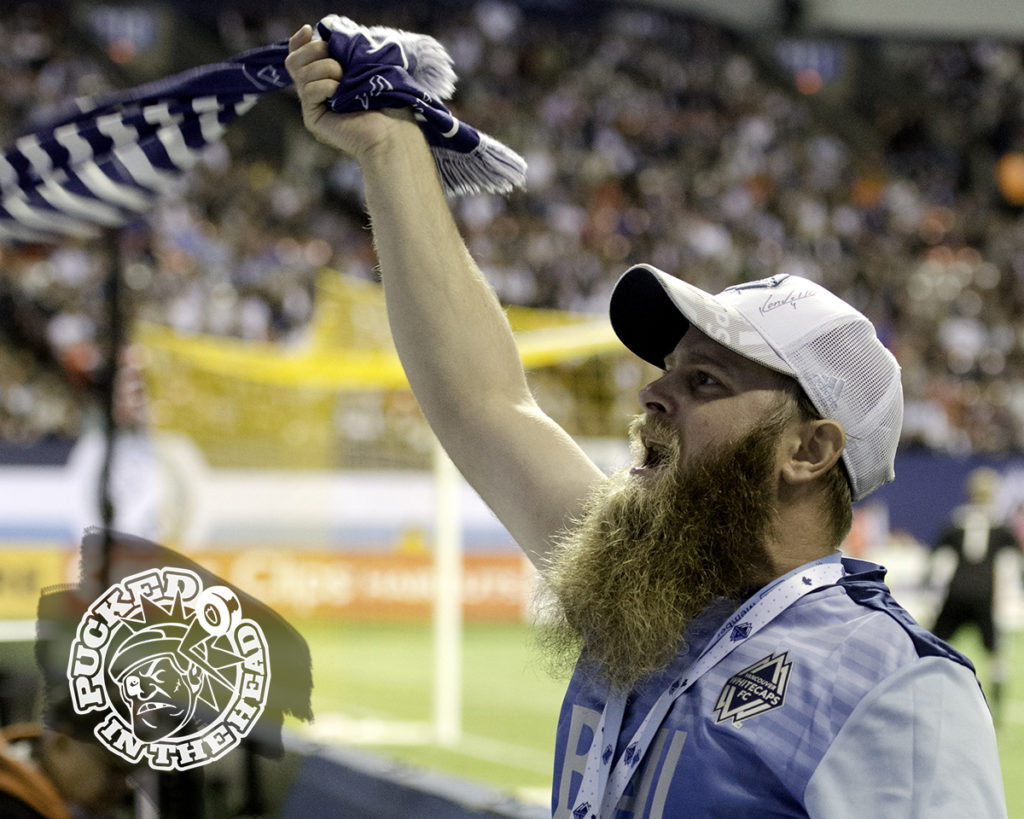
0;15;526;244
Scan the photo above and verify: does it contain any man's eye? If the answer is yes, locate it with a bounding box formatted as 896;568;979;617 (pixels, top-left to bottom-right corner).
691;370;718;388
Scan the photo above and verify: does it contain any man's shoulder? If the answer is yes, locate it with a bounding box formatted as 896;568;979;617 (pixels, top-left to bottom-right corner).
836;557;977;673
760;557;976;694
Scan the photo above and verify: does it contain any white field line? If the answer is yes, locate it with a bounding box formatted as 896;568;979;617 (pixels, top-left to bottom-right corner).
0;620;38;641
514;786;553;807
453;731;554;775
296;711;554;775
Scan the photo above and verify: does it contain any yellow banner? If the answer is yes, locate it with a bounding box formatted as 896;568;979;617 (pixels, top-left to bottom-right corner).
0;547;72;619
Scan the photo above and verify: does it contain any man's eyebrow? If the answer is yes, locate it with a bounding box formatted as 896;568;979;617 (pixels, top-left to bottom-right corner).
665;347;735;372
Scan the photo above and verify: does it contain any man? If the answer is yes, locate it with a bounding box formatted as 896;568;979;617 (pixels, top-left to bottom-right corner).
928;467;1022;726
285;24;1006;817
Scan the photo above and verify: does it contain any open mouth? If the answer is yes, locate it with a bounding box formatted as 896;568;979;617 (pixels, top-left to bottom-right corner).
644;442;669;468
631;435;673;475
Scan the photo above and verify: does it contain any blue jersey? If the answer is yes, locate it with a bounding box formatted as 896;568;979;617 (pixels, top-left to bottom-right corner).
551;557;1006;818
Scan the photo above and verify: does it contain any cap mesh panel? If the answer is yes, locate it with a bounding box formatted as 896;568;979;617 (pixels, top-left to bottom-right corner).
785;320;903;501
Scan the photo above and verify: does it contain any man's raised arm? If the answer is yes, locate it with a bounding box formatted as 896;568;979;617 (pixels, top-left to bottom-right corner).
285;26;605;566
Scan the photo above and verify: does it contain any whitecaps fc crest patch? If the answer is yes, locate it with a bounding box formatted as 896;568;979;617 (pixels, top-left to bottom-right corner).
713;652;791;725
66;568;270;770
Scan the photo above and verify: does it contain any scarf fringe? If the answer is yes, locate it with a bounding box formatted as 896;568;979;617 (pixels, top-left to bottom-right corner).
318;15;527;197
433;132;527;197
388;27;457;100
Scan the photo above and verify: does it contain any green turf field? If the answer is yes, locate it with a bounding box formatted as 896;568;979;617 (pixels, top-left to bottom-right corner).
293;619;1024;814
293;620;565;805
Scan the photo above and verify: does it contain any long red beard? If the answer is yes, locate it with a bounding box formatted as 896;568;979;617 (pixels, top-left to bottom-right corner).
536;411;787;692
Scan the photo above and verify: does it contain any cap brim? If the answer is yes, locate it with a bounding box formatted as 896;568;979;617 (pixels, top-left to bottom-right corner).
609;264;690;368
609;264;794;375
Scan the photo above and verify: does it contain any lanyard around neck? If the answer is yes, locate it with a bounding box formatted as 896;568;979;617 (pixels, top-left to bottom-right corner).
571;558;845;819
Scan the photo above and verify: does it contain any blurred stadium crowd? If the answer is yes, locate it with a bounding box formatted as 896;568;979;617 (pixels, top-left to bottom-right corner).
2;0;1024;458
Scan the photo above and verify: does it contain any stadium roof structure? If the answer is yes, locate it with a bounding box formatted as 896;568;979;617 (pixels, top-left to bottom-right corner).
653;0;1024;38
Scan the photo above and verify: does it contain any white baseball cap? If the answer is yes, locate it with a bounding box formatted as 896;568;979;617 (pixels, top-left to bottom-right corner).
609;264;904;500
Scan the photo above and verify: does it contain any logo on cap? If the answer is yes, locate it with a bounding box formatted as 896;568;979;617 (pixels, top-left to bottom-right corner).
66;567;270;770
758;289;816;315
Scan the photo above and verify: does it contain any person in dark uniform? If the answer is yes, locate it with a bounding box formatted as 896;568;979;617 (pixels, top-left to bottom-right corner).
929;467;1023;725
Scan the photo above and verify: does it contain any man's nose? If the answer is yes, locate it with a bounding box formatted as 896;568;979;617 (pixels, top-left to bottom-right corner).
638;375;672;416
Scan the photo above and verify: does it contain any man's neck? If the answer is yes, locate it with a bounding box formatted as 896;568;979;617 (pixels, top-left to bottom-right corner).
764;503;838;579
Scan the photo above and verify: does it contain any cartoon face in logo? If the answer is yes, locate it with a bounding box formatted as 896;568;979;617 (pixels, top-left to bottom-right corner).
108;626;205;742
66;568;271;771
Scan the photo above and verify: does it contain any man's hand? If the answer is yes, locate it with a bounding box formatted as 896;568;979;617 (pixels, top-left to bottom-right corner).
285;25;415;160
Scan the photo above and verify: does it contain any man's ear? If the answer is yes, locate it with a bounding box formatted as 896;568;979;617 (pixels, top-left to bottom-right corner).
781;418;845;487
